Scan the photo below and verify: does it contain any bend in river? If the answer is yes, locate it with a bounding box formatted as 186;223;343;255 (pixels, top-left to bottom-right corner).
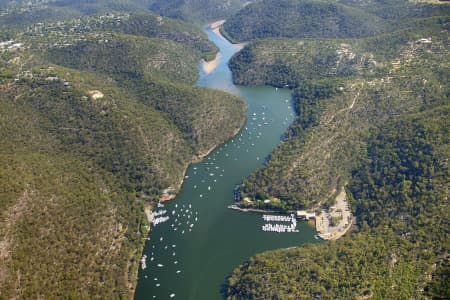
134;26;319;300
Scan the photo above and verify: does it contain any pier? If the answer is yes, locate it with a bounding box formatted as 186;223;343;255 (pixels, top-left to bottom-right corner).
261;214;298;233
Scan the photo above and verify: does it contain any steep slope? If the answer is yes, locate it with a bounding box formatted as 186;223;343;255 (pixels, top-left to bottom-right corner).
0;0;152;29
148;0;255;23
229;17;449;86
222;0;387;42
338;0;450;20
0;13;246;298
0;81;149;298
43;31;245;154
225;13;449;300
93;13;218;56
222;0;450;42
232;17;449;210
0;0;255;29
226;105;449;299
25;12;217;59
46;33;202;83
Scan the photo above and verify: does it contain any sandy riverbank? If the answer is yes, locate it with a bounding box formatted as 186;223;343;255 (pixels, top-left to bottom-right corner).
201;52;222;75
201;20;247;75
144;20;248;222
209;20;246;48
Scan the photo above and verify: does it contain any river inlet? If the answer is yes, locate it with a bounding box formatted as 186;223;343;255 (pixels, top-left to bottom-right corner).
134;25;318;300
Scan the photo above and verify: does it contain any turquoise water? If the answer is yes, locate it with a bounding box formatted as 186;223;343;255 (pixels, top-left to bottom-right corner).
134;28;318;300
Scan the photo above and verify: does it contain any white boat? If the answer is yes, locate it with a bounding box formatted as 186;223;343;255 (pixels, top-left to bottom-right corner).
140;255;147;270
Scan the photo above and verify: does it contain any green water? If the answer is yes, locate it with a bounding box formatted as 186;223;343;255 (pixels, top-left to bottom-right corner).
134;28;318;300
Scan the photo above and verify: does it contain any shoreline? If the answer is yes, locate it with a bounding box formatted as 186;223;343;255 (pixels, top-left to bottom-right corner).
201;52;222;75
227;204;276;214
154;125;244;211
209;20;247;49
201;19;247;74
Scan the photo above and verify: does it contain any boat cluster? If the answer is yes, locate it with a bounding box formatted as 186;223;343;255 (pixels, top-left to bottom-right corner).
261;214;298;233
262;223;298;233
169;203;198;234
140;254;147;270
152;209;170;226
262;214;293;222
139;100;296;297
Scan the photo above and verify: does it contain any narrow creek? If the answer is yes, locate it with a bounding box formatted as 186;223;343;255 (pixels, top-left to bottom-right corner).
134;26;319;300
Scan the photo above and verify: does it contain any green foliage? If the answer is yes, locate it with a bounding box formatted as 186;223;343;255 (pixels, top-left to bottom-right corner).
0;0;253;29
0;60;245;299
339;0;450;20
0;6;79;30
0;10;246;299
0;153;142;299
41;29;246;157
148;0;253;23
237;17;449;210
0;90;147;298
46;33;202;83
71;13;218;57
226;105;449;299
350;107;450;237
229;17;448;86
288;80;342;138
229;37;372;86
223;0;388;42
424;258;450;299
0;0;147;30
226;11;448;298
222;0;450;42
122;77;246;154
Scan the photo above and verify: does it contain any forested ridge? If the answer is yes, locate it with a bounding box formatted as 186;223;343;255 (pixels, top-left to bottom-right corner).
1;0;449;298
232;16;449;210
147;0;255;23
0;11;245;299
226;105;449;299
225;2;449;298
222;0;450;42
0;0;254;29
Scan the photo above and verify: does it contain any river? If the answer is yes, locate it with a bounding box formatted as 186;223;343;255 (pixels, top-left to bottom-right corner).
134;26;318;300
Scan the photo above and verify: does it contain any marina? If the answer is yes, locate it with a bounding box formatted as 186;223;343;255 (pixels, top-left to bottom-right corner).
262;214;296;222
261;214;299;233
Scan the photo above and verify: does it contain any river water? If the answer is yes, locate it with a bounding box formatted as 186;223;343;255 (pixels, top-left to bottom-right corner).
134;28;318;300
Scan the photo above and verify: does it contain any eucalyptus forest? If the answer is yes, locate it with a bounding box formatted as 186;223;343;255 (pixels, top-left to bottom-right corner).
0;0;448;299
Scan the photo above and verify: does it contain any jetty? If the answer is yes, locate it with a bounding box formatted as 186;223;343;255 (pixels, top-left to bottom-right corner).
151;209;170;226
261;214;298;233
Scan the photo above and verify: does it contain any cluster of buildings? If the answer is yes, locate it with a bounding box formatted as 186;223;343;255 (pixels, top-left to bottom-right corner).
0;40;23;51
